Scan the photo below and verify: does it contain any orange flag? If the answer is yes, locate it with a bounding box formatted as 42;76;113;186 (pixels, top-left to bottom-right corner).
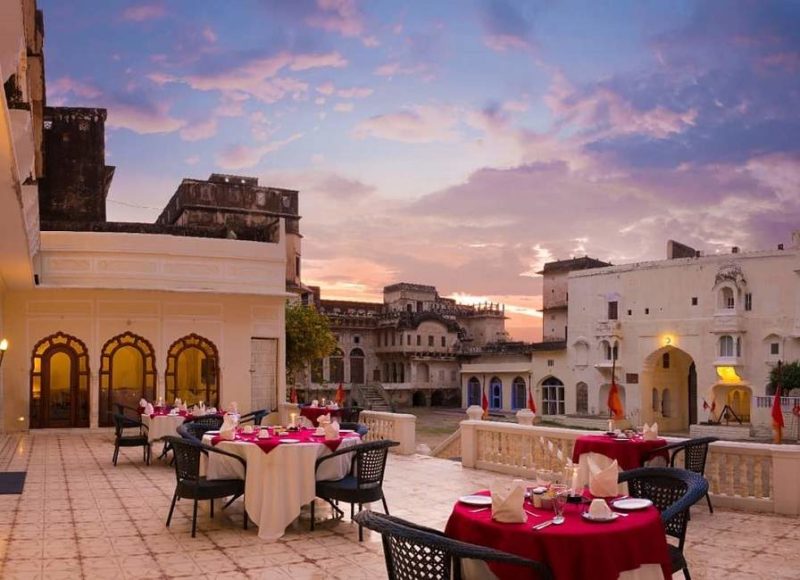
335;382;345;405
481;385;489;419
607;358;624;420
772;361;785;444
527;385;537;414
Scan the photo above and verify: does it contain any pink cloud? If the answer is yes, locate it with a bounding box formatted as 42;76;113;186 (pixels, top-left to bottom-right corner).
374;61;430;78
353;105;459;143
179;118;218;141
484;34;530;52
48;77;103;101
307;0;364;38
334;102;354;113
121;2;166;22
215;133;303;170
290;52;347;71
316;82;336;96
106;101;185;134
336;86;373;99
201;26;218;43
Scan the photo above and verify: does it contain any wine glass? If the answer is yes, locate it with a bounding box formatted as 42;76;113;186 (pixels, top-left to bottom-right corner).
550;484;569;523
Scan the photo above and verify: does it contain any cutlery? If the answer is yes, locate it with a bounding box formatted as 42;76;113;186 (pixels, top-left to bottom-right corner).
533;517;563;530
613;511;629;517
470;507;490;513
524;509;540;518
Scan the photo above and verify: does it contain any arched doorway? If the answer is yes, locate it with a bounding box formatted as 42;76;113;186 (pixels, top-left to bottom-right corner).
99;332;156;426
467;376;481;406
431;389;445;406
165;334;220;406
489;376;503;410
30;332;90;428
512;377;526;409
641;345;696;431
349;348;365;384
412;391;427;406
540;376;565;416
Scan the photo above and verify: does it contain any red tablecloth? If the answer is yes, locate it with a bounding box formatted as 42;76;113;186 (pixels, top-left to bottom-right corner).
445;491;670;580
210;427;359;455
300;406;344;426
149;409;195;420
572;435;668;470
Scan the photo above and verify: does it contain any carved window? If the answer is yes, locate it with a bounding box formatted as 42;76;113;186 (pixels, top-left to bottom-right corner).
608;301;618;320
165;334;220;406
99;332;156;426
745;293;752;311
720;287;735;310
719;335;735;358
541;377;565;415
489;377;503;410
576;382;589;414
512;377;527;410
467;377;481;406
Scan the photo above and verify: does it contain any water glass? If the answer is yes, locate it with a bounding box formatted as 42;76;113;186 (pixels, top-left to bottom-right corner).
551;484;568;520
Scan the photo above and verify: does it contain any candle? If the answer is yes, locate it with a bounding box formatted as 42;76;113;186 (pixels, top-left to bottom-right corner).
571;466;580;494
290;413;297;427
607;419;614;432
322;397;326;406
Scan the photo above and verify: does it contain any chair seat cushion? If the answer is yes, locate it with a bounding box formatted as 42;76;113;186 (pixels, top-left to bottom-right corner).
316;476;383;504
178;477;244;500
668;544;687;573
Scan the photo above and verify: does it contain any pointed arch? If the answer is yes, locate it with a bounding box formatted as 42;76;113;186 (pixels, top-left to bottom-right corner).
165;334;220;406
30;331;90;428
99;332;157;426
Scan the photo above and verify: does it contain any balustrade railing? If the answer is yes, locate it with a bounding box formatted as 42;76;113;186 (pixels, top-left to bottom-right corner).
360;410;416;455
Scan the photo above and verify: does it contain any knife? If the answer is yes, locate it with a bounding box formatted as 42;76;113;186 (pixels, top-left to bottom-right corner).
533;519;553;530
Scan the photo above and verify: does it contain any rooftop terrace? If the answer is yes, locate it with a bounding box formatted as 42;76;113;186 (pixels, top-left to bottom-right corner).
0;432;797;579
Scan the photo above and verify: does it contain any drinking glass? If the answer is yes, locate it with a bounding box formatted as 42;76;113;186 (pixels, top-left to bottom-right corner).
551;484;568;522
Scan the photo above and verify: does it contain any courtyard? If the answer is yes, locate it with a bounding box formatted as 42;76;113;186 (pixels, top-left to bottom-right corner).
0;431;797;579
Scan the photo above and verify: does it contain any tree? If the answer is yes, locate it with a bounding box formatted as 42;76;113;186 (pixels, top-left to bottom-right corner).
285;302;337;385
767;361;800;395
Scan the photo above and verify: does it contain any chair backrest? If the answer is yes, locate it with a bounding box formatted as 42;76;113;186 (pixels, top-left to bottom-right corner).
354;511;553;580
670;437;718;475
341;406;363;423
177;422;205;443
188;414;224;430
239;408;269;426
164;436;203;483
618;467;709;549
354;440;398;489
112;413;131;437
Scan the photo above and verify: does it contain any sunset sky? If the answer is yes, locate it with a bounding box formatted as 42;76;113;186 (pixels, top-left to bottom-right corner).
41;0;800;341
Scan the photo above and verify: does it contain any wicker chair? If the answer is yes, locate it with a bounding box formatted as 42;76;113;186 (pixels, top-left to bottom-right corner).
163;436;248;537
239;408;269;426
114;403;144;429
340;406;364;423
311;439;399;541
353;511;553;580
177;422;206;444
186;414;225;430
618;467;709;580
647;437;718;513
112;413;151;466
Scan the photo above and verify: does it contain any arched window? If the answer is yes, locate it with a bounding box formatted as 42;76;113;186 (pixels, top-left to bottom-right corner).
662;352;670;369
612;341;619;361
652;388;659;413
349;348;365;384
512;377;527;409
719;335;735;357
99;332;156;426
541;376;565;415
489;377;503;410
165;334;220;406
576;382;588;414
30;332;90;428
719;287;735;310
329;348;344;383
467;377;481;406
661;389;671;418
601;340;612;361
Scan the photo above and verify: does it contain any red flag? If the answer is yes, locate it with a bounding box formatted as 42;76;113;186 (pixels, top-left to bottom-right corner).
481;385;489;419
335;382;345;405
607;358;624;419
527;386;537;414
289;387;298;404
772;362;784;443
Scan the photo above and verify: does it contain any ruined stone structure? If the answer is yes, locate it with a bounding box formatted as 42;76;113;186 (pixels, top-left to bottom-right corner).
306;284;507;408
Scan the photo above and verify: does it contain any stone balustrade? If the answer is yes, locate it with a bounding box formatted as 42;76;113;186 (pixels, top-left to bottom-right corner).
361;410;416;455
459;413;800;515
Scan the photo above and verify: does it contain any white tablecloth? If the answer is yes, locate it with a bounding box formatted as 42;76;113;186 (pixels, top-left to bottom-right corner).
142;414;185;443
201;434;360;540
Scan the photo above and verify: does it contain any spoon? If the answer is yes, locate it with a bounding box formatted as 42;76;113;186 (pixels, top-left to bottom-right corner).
533;516;564;530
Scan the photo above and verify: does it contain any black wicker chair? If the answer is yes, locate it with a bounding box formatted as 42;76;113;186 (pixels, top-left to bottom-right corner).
340;406;364;423
311;439;399;540
354;511;553;580
618;467;709;580
239;408;269;426
339;422;369;437
185;414;225;430
177;422;206;444
114;403;144;428
163;436;248;537
112;413;151;466
647;437;718;513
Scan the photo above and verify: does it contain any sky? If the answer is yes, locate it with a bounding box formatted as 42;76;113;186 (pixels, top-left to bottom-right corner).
40;0;800;341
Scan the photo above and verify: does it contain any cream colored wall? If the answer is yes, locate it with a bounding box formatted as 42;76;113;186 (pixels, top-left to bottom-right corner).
1;288;285;431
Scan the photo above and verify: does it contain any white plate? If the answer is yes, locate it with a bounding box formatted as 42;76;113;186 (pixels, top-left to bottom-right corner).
279;438;301;444
458;495;492;506
339;429;355;433
205;430;220;435
613;498;653;511
581;512;620;523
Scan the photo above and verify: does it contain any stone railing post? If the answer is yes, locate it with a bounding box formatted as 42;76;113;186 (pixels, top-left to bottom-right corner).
392;413;417;455
461;420;478;468
516;409;534;426
772;446;800;515
466;405;483;421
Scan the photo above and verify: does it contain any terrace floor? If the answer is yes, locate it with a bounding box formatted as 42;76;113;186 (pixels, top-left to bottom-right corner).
0;432;798;580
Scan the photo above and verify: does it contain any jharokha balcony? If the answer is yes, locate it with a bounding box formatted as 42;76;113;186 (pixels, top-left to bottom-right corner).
0;410;799;580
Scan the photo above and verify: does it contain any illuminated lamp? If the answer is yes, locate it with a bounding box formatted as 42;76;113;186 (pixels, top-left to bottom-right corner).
0;338;7;368
716;366;741;384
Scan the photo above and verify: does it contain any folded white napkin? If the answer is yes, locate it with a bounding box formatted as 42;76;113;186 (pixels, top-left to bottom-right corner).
642;422;659;441
491;479;526;523
139;398;148;409
588;498;612;518
181;402;188;412
191;404;200;415
228;401;239;414
219;415;238;440
317;413;332;426
324;421;340;441
589;459;620;498
174;397;182;407
328;403;339;410
144;403;154;415
311;400;319;408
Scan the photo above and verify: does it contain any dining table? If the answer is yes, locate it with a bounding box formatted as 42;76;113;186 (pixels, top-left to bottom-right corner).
445;490;671;580
201;426;361;540
571;434;669;490
141;410;194;443
299;405;344;426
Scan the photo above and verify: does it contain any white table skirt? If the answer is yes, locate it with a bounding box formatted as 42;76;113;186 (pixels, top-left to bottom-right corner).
200;435;360;540
142;414;185;443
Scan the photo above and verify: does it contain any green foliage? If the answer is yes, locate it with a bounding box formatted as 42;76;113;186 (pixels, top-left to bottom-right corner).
768;361;800;395
285;302;337;384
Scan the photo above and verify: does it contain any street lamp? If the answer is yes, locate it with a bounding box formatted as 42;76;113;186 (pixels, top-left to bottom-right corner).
0;338;8;368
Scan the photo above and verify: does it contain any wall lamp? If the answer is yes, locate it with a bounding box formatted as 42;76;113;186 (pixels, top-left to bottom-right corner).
0;338;8;368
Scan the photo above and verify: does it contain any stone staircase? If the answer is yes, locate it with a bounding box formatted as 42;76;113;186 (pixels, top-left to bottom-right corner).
358;383;392;412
